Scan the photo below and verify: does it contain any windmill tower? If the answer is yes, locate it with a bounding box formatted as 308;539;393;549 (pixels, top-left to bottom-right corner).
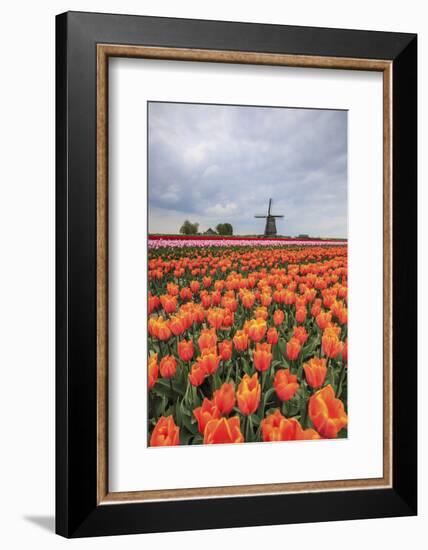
255;198;284;237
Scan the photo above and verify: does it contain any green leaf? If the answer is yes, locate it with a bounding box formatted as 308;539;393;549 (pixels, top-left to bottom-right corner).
179;427;195;445
241;358;251;375
338;427;348;439
248;415;256;442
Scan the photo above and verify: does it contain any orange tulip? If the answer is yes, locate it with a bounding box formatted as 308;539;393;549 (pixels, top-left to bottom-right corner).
177;339;194;362
188;362;206;386
148;294;160;315
160;294;177;314
211;290;221;306
207;307;225;330
337;306;348;325
179;308;193;330
247;318;267;342
295;307;307;324
150;415;180;447
193;398;221;434
237;373;261;415
282;289;295;305
198;347;221;375
241;291;256;309
316;311;332;330
274;369;299;401
168;315;185;337
303;357;327;388
233;330;249;352
261;410;320;442
222;296;238;312
253;342;273;372
192;304;205;324
201;293;212;309
159;355;177;379
203;416;244;444
255;306;269;320
166;282;179;296
221;310;235;329
218;340;233;361
309;384;348;438
273;309;285;326
311;299;322;317
322;329;343;359
148;353;158;390
213;382;236;415
260;293;272;307
190;280;200;293
266;327;279;345
180;287;192;301
198;328;217;350
148;316;158;337
154;318;172;341
286;337;302;361
293;326;308;345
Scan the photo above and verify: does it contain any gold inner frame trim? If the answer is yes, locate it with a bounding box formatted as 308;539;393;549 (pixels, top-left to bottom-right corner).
96;44;393;505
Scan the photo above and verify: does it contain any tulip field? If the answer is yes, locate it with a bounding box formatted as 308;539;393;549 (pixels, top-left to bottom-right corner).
147;237;348;446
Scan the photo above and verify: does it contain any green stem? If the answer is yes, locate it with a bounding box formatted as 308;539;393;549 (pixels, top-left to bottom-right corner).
337;362;347;399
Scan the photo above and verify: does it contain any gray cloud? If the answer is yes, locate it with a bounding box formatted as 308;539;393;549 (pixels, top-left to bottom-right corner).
148;102;347;237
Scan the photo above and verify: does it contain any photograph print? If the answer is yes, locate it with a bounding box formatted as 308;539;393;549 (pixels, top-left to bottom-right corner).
147;101;348;447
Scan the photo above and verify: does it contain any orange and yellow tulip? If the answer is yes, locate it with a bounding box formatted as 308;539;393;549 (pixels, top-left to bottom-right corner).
203;416;244;444
150;415;180;446
309;384;348;438
247;318;267;342
322;329;343;359
160;294;177;314
303;357;327;388
233;330;249;352
237;373;261;415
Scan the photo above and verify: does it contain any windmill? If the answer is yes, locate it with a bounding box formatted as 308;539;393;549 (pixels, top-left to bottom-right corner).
255;198;284;237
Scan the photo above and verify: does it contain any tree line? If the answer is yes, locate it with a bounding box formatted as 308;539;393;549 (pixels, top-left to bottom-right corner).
179;220;233;236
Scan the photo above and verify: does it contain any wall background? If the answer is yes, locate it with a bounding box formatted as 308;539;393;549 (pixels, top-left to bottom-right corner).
0;1;424;548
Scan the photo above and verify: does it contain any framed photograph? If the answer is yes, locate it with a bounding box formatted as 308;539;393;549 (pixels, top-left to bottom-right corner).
56;11;417;537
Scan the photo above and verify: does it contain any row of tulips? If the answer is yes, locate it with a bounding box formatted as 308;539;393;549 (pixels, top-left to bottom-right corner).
149;237;347;249
148;244;348;446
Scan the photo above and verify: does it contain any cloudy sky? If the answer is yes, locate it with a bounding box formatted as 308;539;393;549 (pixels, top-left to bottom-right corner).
148;102;347;237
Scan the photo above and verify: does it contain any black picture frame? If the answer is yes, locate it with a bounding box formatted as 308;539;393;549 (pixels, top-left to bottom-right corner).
56;11;417;538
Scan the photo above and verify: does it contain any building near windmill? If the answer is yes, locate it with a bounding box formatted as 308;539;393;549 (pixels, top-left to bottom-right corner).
254;198;284;237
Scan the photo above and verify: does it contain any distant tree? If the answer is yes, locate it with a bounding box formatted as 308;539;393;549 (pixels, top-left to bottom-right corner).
179;220;199;235
216;223;233;236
